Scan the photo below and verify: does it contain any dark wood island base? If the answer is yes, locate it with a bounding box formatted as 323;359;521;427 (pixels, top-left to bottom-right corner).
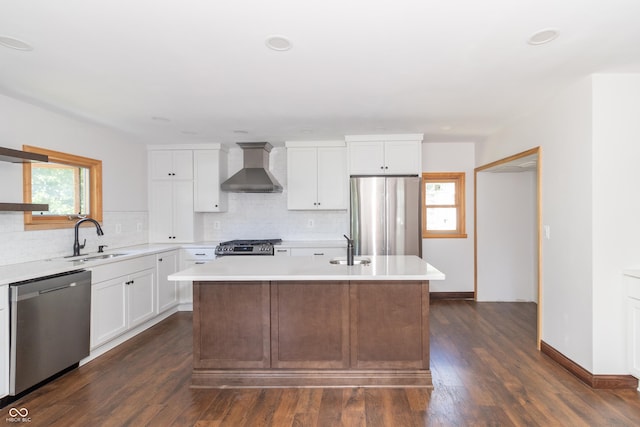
192;280;431;388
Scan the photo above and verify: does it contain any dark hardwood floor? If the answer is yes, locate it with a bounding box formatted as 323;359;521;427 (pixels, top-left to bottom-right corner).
7;300;640;426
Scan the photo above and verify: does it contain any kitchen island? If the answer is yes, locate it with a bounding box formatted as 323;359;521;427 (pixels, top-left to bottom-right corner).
168;255;445;388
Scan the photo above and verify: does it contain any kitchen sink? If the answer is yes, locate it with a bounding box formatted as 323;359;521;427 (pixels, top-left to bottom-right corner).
329;257;371;265
66;253;128;262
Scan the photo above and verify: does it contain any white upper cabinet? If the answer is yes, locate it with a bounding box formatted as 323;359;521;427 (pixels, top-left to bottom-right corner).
149;179;195;242
346;134;423;175
286;141;348;210
193;149;228;212
149;150;193;180
148;147;201;243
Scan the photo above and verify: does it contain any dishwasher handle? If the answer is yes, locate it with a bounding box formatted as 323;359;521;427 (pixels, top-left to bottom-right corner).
39;282;78;295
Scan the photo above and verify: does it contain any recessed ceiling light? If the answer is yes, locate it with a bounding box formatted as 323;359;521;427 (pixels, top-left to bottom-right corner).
151;116;171;122
0;35;33;51
528;29;559;45
265;35;292;51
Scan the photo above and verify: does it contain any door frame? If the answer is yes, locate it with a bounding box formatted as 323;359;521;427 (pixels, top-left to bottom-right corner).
474;147;542;348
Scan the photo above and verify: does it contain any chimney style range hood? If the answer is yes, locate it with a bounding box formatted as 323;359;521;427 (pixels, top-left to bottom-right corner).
220;142;283;193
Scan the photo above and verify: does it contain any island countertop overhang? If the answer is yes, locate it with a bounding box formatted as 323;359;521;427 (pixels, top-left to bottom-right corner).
168;255;445;282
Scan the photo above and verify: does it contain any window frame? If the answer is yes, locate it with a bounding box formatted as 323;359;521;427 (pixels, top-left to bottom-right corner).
422;172;467;238
22;145;103;230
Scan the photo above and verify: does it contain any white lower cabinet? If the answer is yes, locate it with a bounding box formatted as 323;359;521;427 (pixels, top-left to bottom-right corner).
0;284;8;398
91;276;127;348
128;269;156;328
157;250;179;313
90;256;156;349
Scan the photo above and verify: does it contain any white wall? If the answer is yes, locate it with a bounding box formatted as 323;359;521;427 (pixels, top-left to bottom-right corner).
201;147;349;241
478;76;595;371
477;74;640;375
422;142;475;293
591;74;640;373
476;170;537;302
0;94;149;265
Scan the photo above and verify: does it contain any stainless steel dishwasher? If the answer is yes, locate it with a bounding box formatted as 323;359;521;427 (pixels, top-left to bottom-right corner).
9;269;91;396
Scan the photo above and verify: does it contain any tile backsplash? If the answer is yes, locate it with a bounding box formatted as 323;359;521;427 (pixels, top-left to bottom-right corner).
201;146;349;242
0;211;148;266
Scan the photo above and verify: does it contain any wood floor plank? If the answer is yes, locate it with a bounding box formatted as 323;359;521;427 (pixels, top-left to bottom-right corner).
4;301;639;426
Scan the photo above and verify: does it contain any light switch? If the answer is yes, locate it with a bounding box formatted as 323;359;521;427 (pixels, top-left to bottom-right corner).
544;225;551;240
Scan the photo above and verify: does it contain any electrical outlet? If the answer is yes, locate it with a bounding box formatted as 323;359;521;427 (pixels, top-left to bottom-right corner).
307;219;314;228
136;222;143;232
214;221;221;230
115;223;122;234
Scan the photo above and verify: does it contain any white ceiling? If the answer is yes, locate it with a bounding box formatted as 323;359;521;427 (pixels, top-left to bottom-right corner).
2;0;640;146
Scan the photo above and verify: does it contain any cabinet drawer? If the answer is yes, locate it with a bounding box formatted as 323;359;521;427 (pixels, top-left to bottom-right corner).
90;256;156;284
274;248;291;256
182;248;216;260
290;247;345;257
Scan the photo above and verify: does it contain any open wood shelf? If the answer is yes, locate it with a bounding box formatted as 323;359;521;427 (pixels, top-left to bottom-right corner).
0;146;49;211
0;146;48;163
0;203;49;211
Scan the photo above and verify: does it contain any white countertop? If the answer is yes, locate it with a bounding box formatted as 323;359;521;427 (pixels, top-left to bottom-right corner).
168;255;445;282
0;240;348;285
0;243;181;286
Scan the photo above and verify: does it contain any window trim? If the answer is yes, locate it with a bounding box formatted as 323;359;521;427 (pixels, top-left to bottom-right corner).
23;145;103;230
422;172;467;238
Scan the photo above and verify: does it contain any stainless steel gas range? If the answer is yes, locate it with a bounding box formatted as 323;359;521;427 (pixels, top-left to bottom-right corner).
214;239;282;256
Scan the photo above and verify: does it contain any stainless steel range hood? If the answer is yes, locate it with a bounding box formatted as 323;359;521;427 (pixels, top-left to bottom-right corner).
221;142;283;193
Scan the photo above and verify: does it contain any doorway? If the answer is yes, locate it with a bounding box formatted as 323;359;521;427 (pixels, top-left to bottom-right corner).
474;147;542;347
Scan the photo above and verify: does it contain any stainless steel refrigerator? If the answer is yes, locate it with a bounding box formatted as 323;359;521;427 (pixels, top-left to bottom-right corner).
350;176;422;257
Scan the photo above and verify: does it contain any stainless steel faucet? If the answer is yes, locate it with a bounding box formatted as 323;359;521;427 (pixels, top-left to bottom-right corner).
73;218;104;257
344;234;354;266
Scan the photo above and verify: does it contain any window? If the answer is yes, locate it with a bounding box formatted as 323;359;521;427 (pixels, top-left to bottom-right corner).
23;145;102;230
422;172;466;238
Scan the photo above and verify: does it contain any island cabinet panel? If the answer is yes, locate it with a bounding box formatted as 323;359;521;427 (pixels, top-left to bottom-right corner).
191;279;432;388
193;281;270;369
271;281;349;368
350;281;429;369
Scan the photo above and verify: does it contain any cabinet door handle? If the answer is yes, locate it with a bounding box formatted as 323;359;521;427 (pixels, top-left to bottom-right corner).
195;253;206;256
380;166;384;169
385;166;389;169
314;253;324;256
